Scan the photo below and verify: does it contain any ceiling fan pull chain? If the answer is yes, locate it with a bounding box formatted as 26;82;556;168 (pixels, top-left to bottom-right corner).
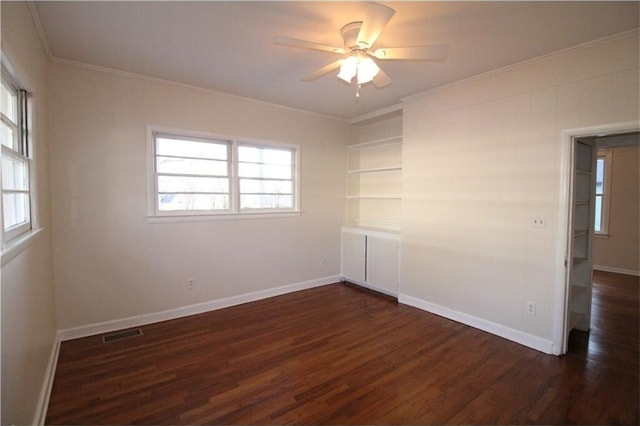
356;83;361;101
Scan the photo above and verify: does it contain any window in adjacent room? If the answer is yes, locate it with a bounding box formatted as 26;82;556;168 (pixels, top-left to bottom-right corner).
594;150;611;235
1;70;31;245
149;129;299;218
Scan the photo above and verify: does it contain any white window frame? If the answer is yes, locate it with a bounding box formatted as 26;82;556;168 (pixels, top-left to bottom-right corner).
1;65;33;247
594;149;612;236
147;126;300;220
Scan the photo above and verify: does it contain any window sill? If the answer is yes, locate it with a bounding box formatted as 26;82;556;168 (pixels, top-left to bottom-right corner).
1;227;44;267
148;211;302;223
595;233;610;239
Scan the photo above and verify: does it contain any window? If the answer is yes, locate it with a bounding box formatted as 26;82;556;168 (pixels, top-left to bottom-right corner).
594;150;611;235
149;129;298;218
1;70;31;244
238;144;294;210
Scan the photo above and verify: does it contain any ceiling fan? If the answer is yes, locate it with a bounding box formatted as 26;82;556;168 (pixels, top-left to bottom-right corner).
274;2;449;98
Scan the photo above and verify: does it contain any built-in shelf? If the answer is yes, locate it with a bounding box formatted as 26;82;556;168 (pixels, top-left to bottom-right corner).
348;135;402;149
576;170;592;176
571;282;588;296
573;229;588;237
348;195;402;200
573;257;588;267
347;112;402;232
348;166;402;174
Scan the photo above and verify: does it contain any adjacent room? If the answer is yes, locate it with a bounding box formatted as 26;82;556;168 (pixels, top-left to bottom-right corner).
1;1;638;424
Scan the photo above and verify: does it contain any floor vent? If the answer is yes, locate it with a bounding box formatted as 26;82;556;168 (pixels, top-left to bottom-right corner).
102;328;143;343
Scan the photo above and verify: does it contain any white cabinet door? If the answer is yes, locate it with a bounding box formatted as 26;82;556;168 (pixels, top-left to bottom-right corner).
342;232;366;282
367;236;399;294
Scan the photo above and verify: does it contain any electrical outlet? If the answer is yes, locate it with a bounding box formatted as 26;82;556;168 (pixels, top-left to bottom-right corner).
526;301;536;315
531;216;546;228
320;257;326;266
187;278;195;290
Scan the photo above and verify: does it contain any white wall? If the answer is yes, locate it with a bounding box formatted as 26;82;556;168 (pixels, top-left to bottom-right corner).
400;32;639;353
1;2;57;424
593;145;640;275
49;62;348;332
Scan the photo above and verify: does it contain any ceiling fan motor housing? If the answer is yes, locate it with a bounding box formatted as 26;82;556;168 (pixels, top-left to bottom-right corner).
341;21;365;50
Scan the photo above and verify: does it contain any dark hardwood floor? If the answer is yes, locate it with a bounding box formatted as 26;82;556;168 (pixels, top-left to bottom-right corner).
46;271;639;424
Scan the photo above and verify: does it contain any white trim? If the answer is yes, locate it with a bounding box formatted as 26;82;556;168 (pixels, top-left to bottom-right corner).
343;277;398;298
594;265;640;277
33;337;60;426
26;2;53;60
148;211;302;223
0;227;43;266
398;293;556;355
57;275;340;341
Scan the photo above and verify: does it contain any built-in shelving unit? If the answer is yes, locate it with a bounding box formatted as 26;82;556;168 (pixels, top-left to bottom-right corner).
346;112;402;231
341;108;403;298
568;140;596;332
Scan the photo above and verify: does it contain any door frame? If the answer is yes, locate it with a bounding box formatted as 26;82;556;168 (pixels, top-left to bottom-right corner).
554;120;639;354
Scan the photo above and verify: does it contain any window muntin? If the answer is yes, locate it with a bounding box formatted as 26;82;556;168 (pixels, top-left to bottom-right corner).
150;130;298;217
1;73;31;243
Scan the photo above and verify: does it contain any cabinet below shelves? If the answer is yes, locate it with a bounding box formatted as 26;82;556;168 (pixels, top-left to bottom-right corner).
341;227;400;297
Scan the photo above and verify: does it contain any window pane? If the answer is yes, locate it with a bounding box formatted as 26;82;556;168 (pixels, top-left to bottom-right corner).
239;146;292;165
157;175;228;193
239;178;292;194
3;192;30;229
595;158;605;195
241;194;293;209
2;155;29;191
1;80;17;123
1;120;17;150
238;162;292;179
594;195;602;232
158;194;229;211
156;137;228;160
156;156;228;176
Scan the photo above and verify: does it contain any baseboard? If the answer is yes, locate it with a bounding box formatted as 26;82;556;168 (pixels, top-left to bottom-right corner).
594;265;640;277
342;277;398;298
33;336;61;425
398;293;556;355
57;275;341;341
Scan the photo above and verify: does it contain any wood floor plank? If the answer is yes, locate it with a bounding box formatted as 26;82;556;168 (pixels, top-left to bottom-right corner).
46;273;639;424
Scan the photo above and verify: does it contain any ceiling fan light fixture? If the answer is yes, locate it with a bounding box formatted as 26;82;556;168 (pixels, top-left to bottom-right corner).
337;55;358;83
357;56;379;84
337;53;379;84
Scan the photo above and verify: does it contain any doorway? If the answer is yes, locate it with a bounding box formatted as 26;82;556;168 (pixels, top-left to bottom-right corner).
561;124;639;354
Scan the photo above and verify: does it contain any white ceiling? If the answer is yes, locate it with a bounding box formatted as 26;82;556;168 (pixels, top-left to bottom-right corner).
33;1;639;120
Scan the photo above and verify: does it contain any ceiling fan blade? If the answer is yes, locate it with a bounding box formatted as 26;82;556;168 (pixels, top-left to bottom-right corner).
373;68;392;88
301;59;345;81
373;45;449;61
357;3;395;48
274;36;346;54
